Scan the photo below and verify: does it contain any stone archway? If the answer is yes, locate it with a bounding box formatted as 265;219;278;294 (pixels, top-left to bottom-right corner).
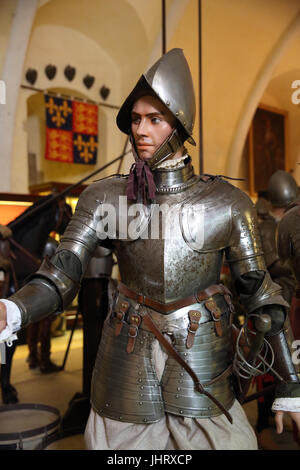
226;11;300;180
0;0;38;192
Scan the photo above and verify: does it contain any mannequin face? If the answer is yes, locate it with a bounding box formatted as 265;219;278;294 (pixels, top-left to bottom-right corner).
131;95;177;161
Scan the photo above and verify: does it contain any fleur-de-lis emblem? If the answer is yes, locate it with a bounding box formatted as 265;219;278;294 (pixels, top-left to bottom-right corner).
74;135;98;163
46;98;72;128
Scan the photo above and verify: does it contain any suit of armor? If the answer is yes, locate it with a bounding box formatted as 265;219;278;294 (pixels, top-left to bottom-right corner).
256;205;296;304
278;203;300;283
254;190;298;434
278;202;300;341
8;160;300;422
1;49;300;449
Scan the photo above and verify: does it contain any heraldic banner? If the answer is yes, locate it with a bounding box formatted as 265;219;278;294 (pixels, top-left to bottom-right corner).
44;94;98;165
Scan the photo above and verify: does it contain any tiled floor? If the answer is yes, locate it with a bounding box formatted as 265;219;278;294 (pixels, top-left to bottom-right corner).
0;328;299;450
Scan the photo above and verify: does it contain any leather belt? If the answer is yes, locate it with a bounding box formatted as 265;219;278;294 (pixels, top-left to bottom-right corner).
118;282;231;314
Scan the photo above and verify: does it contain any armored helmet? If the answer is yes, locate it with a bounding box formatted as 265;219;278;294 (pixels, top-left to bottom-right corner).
116;48;196;169
268;170;299;207
255;197;270;217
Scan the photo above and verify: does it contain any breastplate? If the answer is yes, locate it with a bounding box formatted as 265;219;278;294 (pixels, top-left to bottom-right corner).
113;176;229;303
114;227;223;304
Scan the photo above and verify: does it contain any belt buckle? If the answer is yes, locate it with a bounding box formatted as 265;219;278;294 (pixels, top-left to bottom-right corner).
128;325;138;338
186;310;201;349
210;310;221;322
126;314;141;353
205;299;221;321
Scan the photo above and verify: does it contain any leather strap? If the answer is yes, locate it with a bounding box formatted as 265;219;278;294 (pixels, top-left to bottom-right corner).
126;313;141;354
139;308;233;424
118;282;231;314
114;300;130;337
205;298;223;337
186;310;201;349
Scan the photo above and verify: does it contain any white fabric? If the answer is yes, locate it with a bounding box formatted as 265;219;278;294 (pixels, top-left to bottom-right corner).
156;154;187;169
84;335;258;450
84;332;300;450
84;401;258;451
272;397;300;412
0;299;21;345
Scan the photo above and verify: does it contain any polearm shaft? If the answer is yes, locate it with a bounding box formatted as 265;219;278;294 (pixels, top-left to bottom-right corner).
9;148;132;230
242;383;276;404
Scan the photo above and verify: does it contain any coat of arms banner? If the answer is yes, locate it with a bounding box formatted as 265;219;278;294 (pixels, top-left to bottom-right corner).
44;94;98;165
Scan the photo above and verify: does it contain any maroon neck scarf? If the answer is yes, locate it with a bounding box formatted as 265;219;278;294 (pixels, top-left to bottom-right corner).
126;160;156;204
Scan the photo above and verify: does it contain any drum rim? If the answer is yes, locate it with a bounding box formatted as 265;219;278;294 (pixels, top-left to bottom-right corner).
43;427;85;449
0;403;60;441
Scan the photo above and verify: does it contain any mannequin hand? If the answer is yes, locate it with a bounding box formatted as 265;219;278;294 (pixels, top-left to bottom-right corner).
275;410;300;445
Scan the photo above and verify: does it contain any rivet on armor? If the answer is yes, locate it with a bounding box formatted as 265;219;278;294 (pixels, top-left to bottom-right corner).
119;417;123;420
143;418;147;422
139;402;143;405
105;403;109;407
140;386;144;390
166;100;170;106
175;394;179;399
180;410;183;414
138;378;142;383
177;387;181;391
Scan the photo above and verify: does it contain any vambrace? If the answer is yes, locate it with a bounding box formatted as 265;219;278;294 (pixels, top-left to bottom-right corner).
9;257;80;328
9;278;61;328
266;314;300;397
